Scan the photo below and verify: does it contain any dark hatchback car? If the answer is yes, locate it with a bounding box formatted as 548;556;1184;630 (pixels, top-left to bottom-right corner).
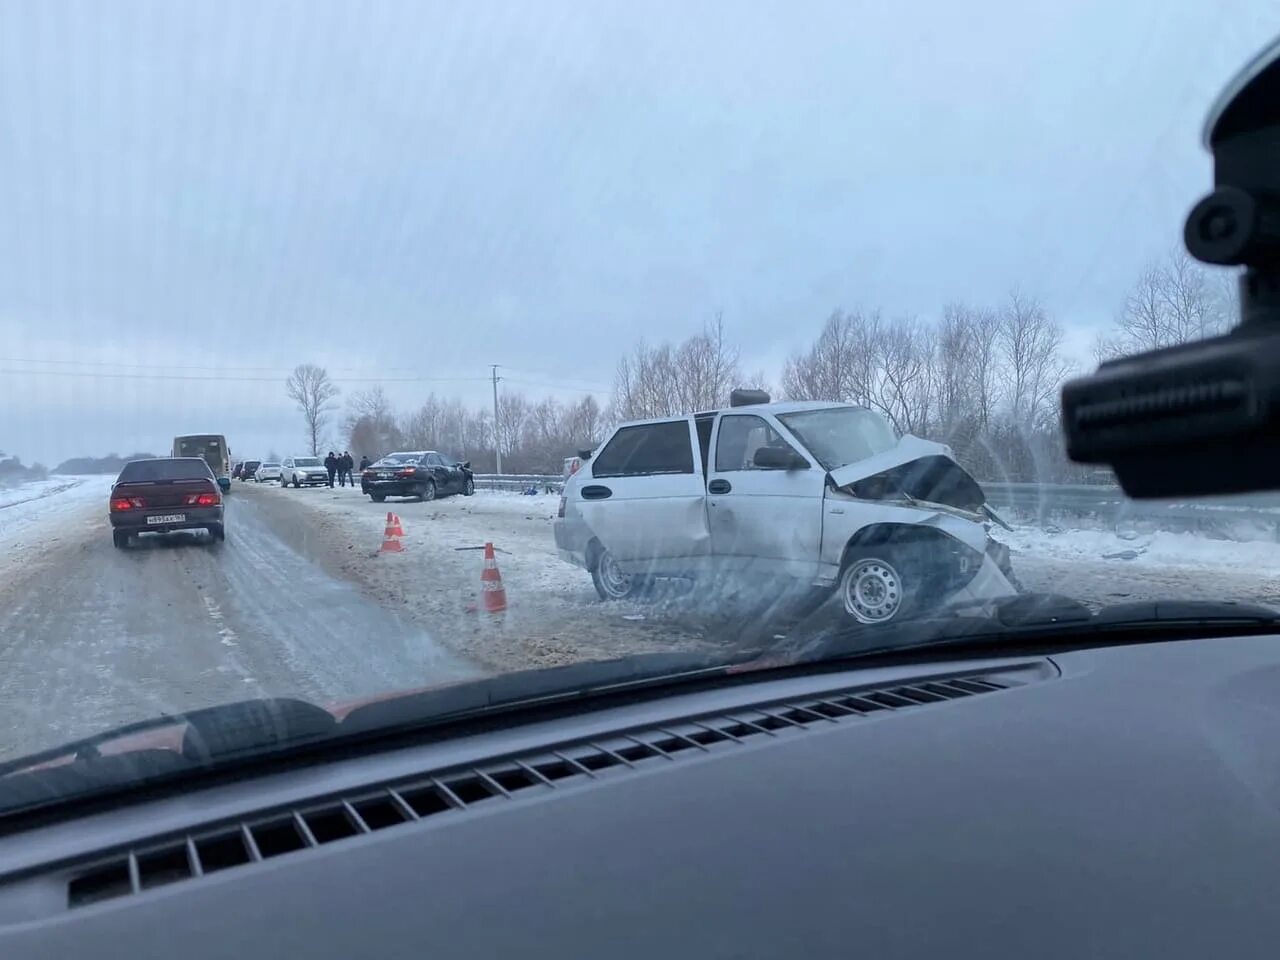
239;460;261;481
109;458;226;548
360;451;475;502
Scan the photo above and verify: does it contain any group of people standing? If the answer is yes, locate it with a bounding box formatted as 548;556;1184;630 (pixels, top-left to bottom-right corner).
324;451;356;488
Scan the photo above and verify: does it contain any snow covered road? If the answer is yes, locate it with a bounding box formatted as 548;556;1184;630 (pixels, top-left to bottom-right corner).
0;478;481;760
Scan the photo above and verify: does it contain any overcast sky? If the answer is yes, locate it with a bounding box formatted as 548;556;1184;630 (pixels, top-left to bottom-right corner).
0;1;1274;466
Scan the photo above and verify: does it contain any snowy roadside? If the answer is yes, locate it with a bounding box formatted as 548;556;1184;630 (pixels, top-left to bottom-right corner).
992;519;1280;610
992;522;1280;571
239;483;722;673
0;477;84;510
0;476;115;593
242;482;1280;671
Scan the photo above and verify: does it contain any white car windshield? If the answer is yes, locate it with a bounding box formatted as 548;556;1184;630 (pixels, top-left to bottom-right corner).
777;408;899;471
294;458;321;467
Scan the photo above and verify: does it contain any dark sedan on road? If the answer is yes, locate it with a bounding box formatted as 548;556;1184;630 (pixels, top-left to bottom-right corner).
361;451;475;502
109;457;226;548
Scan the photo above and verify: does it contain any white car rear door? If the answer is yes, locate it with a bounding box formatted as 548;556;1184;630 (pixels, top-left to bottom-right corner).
576;417;710;573
706;413;825;578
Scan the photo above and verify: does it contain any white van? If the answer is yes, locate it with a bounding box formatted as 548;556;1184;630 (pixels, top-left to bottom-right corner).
554;397;1016;624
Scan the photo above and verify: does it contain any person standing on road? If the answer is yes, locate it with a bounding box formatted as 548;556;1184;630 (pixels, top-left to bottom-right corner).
340;451;354;487
324;451;337;488
359;455;371;471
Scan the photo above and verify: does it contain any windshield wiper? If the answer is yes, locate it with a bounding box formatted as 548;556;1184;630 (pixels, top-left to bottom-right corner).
0;650;755;818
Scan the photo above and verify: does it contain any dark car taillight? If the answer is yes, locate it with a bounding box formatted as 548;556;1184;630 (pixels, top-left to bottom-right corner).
110;497;134;512
397;468;415;476
185;492;220;506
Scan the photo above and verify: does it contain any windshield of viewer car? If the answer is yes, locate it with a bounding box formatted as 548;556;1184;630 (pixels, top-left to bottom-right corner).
0;1;1270;798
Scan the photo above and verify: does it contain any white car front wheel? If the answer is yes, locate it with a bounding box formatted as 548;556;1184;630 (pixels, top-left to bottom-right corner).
839;555;907;625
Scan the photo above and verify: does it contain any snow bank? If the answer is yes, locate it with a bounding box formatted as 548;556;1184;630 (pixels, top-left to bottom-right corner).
0;476;115;588
0;477;84;510
994;522;1280;571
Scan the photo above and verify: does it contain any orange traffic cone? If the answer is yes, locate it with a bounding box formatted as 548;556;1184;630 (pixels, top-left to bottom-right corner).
380;512;405;553
480;542;507;613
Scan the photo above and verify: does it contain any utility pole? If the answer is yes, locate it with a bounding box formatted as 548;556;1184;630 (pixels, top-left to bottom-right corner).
490;364;502;475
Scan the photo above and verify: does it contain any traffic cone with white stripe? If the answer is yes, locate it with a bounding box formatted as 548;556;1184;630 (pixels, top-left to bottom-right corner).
380;512;405;553
480;542;507;613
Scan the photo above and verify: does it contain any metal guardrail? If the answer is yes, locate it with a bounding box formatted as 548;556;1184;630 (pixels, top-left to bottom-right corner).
474;473;563;494
980;481;1280;537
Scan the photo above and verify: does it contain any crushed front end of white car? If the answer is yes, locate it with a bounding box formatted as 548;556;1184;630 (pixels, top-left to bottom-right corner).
819;435;1018;623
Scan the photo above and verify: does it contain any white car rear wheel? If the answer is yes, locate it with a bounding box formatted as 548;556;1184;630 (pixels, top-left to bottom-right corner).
591;548;637;601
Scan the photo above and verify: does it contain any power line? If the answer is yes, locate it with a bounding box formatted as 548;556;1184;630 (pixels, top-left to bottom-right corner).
0;356;421;374
504;377;605;395
500;366;610;390
0;368;489;384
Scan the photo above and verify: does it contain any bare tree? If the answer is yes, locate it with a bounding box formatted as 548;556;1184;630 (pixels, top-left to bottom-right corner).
612;314;745;419
285;364;340;455
672;313;742;412
496;392;529;459
344;386;401;459
931;304;978;435
996;291;1071;427
613;340;677;420
566;395;603;448
781;309;882;406
1098;251;1233;360
870;319;930;434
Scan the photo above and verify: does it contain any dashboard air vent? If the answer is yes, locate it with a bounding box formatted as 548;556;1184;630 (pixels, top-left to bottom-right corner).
65;669;1022;908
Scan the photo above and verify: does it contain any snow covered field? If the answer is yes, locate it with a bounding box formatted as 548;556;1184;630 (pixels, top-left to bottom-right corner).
0;475;114;586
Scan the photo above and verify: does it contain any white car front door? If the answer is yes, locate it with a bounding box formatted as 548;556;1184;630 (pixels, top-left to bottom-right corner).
575;417;711;575
705;413;826;579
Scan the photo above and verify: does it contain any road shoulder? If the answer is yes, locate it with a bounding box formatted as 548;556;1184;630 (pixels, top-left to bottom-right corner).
234;482;719;673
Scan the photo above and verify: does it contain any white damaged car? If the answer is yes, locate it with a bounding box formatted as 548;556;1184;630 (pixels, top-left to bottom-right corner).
553;395;1017;624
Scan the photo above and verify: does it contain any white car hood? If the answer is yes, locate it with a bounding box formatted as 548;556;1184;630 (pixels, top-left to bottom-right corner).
827;435;953;485
825;435;986;511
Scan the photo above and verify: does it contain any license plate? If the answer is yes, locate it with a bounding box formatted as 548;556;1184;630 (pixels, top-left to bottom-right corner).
378;472;393;478
147;514;186;525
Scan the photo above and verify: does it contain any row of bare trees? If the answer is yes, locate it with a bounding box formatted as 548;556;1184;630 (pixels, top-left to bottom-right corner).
1095;252;1234;360
284;251;1235;482
612;314;769;420
777;294;1073;481
339;385;602;474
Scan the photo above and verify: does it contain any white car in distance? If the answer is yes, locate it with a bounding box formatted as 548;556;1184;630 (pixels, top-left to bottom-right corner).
255;461;283;483
554;392;1017;625
280;456;330;488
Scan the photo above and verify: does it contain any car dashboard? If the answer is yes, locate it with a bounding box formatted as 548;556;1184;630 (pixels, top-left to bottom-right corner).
2;638;1280;958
